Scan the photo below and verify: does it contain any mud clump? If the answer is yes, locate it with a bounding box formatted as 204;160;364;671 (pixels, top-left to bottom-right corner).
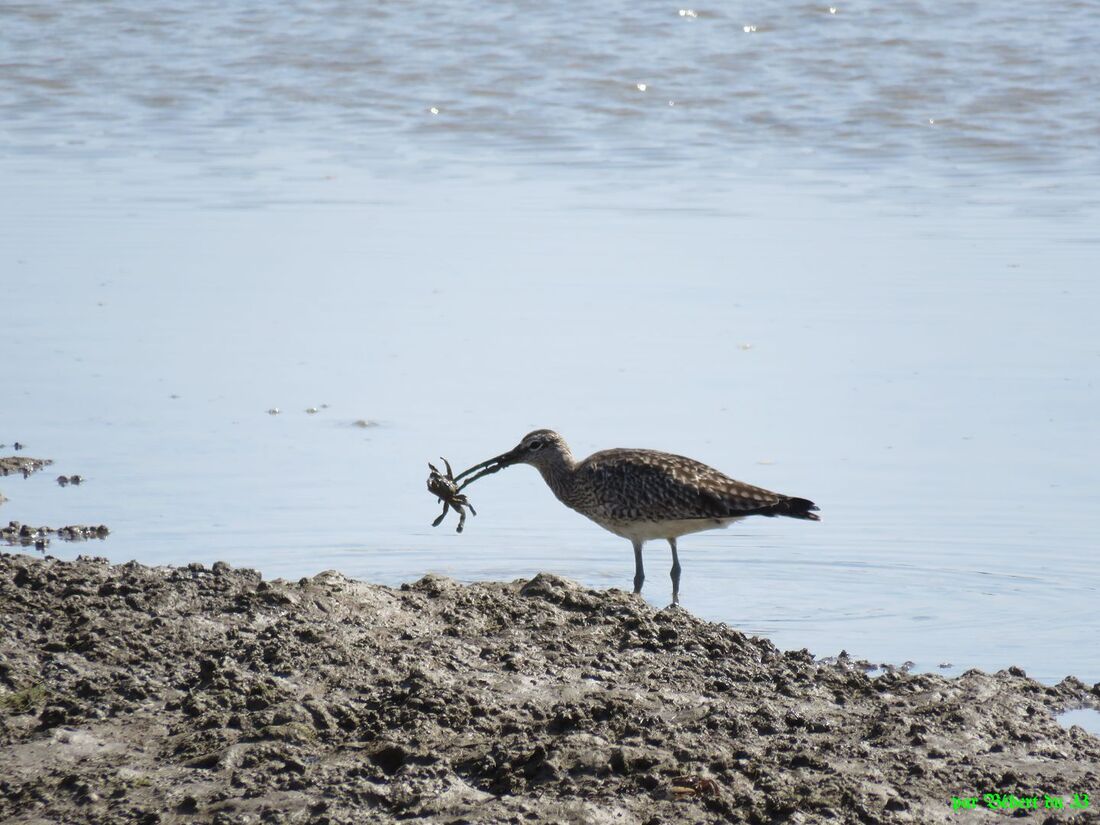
2;522;109;548
0;456;53;478
1;555;1098;824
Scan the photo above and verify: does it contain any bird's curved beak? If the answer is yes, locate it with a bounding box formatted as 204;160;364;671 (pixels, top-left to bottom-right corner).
453;445;524;489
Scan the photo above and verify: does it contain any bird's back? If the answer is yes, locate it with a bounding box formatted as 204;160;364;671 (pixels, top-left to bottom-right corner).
568;448;818;525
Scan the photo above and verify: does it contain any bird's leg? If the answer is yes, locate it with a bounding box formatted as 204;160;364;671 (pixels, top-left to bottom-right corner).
432;502;450;527
668;537;681;605
632;540;645;595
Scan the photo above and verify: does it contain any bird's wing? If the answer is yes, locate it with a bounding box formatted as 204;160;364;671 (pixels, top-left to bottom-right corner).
576;449;784;523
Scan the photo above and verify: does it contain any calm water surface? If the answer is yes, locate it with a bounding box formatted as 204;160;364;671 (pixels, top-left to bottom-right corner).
2;0;1098;682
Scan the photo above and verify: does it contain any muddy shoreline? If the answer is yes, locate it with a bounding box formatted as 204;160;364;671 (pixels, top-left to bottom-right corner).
2;553;1098;824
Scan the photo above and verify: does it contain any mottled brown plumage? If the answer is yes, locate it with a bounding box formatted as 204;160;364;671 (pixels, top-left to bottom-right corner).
569;447;817;527
455;430;820;603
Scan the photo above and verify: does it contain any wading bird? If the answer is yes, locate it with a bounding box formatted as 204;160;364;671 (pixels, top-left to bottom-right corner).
456;429;819;604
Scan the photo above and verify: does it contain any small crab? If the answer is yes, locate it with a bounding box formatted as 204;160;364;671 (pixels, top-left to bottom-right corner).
669;774;721;799
427;458;477;533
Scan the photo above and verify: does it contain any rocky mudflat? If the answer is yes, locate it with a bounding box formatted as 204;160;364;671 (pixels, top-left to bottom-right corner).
1;553;1098;824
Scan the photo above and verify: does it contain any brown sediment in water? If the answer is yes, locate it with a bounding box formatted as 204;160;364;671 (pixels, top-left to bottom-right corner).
1;554;1098;824
0;456;53;478
2;523;109;547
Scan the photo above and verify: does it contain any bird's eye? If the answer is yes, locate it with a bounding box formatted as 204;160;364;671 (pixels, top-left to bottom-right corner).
527;440;543;451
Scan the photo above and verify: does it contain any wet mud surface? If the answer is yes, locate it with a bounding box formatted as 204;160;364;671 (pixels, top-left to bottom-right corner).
0;456;53;479
2;554;1098;824
2;522;110;549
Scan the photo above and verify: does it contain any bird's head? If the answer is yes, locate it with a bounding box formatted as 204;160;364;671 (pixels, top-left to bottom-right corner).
499;429;572;470
453;429;573;486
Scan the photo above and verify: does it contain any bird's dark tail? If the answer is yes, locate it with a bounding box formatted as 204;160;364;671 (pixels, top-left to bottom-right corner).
766;496;821;521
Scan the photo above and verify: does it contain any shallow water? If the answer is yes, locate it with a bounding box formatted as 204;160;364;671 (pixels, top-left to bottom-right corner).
1057;708;1100;737
2;0;1098;682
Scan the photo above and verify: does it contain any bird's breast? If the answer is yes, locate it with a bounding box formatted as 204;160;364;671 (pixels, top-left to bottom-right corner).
586;515;744;543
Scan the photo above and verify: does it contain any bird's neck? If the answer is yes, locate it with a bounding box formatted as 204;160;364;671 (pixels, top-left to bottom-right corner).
535;453;578;506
